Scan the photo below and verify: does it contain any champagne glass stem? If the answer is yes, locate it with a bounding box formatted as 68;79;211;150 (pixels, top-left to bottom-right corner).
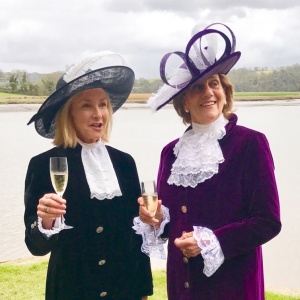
153;226;157;243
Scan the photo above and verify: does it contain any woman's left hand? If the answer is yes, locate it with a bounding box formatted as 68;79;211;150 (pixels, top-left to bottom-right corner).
174;231;201;258
141;297;148;300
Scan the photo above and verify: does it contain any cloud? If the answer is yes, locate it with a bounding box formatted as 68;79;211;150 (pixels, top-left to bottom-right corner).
103;0;300;12
0;0;300;79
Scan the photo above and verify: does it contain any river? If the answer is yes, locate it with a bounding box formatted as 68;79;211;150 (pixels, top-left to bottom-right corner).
0;100;299;292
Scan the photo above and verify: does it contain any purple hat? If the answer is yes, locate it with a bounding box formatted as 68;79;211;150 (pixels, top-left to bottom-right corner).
148;23;241;111
27;51;135;138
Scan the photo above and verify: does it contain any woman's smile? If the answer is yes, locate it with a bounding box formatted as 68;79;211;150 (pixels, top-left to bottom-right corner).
184;75;226;124
200;100;217;107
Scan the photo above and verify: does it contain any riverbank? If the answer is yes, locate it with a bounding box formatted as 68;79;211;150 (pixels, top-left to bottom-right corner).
1;92;300;105
1;255;299;298
1;98;300;113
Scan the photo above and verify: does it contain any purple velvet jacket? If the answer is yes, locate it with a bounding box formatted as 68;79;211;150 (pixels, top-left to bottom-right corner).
157;114;281;300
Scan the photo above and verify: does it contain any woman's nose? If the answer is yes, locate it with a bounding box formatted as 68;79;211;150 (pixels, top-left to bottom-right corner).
93;107;102;118
203;85;213;97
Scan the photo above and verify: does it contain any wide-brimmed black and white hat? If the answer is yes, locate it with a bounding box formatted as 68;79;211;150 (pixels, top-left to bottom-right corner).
27;51;135;138
148;23;241;111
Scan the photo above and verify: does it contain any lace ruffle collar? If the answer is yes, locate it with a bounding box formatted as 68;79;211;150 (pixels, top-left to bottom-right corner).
168;114;228;188
78;139;122;200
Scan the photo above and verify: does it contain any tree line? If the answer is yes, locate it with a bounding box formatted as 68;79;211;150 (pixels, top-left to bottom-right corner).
228;64;300;92
0;64;300;96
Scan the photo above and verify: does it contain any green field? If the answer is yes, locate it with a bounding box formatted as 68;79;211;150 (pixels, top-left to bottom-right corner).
0;261;299;300
234;91;300;100
0;92;300;104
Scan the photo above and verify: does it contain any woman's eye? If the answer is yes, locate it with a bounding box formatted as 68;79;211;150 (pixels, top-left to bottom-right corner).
211;81;219;87
191;84;203;91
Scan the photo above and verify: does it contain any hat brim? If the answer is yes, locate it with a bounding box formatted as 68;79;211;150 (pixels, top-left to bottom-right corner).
28;66;134;138
156;51;241;111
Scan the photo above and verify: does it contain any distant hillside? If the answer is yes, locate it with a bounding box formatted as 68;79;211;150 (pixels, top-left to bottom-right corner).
1;63;300;95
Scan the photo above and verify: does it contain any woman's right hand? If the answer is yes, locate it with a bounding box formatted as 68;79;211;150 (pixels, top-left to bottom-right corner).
37;193;67;229
137;197;163;228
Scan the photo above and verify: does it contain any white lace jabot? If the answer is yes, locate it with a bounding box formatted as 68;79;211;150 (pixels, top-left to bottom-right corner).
78;139;122;200
168;114;228;188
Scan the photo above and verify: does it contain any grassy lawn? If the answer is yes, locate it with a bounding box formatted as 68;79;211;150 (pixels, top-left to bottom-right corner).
0;261;299;299
234;91;300;101
0;92;300;105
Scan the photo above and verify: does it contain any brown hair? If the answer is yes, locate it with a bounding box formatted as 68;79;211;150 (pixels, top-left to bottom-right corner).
173;74;234;125
53;89;113;148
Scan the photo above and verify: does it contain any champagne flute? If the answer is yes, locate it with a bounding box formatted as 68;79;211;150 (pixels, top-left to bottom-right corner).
141;180;158;240
50;157;69;227
141;180;166;259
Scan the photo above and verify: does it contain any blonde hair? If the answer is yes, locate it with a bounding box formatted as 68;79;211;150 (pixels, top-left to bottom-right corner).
53;89;113;148
173;74;234;125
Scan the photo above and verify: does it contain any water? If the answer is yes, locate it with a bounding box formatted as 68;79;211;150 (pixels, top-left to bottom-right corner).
0;101;299;291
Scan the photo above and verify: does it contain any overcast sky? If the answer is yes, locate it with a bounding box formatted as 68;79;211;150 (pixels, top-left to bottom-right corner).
1;0;300;79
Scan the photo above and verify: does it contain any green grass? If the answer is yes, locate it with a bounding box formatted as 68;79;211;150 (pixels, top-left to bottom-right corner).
0;92;17;97
149;269;168;299
265;293;300;300
234;91;300;100
0;91;300;105
0;262;47;299
0;261;299;299
236;92;300;97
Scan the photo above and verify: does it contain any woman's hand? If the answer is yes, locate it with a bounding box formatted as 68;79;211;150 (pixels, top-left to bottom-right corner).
141;297;148;300
37;193;67;229
174;231;201;258
137;196;163;227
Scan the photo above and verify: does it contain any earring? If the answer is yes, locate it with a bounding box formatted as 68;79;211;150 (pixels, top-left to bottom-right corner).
185;109;189;113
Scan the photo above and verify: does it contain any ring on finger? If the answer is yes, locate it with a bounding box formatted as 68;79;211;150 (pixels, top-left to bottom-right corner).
183;250;189;258
44;206;49;213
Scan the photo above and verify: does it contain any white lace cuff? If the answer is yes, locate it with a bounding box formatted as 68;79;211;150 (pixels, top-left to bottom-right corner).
133;205;170;258
193;226;224;277
38;216;73;238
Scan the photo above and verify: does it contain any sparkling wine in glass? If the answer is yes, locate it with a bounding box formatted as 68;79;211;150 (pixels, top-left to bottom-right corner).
141;180;158;238
50;157;69;227
141;180;166;259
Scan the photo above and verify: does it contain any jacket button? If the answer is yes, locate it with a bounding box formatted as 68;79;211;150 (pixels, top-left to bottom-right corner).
98;260;106;266
184;282;190;288
31;221;37;229
100;291;107;297
181;206;187;213
183;257;188;263
96;226;104;233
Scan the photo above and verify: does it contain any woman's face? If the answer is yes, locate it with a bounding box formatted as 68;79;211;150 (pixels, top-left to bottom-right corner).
70;88;109;143
184;74;226;125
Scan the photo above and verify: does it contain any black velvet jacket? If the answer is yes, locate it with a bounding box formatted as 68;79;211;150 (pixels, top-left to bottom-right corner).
24;145;153;300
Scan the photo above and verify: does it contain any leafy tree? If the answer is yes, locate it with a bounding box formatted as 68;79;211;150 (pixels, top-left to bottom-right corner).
42;79;55;95
28;83;39;95
9;74;18;93
19;72;28;94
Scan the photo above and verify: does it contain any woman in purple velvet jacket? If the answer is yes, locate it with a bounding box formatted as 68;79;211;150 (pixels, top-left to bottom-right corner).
136;23;281;300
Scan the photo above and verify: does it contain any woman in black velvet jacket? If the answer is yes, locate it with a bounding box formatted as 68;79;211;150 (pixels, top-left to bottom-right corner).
24;51;153;300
